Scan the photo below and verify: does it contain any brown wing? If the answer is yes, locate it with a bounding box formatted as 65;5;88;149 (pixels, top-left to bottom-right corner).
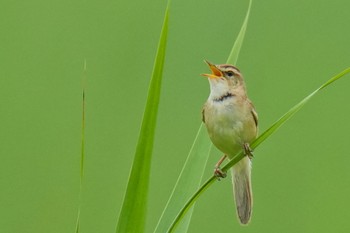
249;101;258;127
251;108;258;127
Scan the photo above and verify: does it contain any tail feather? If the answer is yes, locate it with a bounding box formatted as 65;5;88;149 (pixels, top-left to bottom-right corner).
232;156;253;225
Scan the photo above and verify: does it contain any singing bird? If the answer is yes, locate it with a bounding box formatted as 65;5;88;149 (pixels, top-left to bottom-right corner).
201;61;258;225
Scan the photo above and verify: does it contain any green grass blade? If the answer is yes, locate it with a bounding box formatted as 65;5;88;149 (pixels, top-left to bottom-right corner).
75;59;87;233
80;59;87;179
167;68;350;232
115;5;169;233
226;0;252;65
153;124;212;233
156;1;253;232
250;67;350;151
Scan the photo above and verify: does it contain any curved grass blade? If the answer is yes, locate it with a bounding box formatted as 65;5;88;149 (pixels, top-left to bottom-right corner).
115;4;169;233
155;1;253;232
226;0;252;65
167;67;350;232
75;59;87;233
153;124;211;233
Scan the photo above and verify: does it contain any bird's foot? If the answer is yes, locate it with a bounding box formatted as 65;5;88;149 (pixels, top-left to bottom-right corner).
243;143;254;160
213;155;227;180
214;166;227;180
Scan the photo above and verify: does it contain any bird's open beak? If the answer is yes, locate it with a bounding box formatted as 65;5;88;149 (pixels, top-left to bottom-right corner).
201;60;223;79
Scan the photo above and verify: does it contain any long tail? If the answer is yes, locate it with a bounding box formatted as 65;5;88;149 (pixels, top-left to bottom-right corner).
231;156;253;225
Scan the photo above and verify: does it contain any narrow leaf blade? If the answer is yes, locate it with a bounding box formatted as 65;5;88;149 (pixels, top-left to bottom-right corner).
75;59;87;233
116;5;169;233
154;124;211;233
226;0;252;65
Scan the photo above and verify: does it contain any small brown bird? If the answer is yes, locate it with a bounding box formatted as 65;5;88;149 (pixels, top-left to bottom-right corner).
201;61;258;225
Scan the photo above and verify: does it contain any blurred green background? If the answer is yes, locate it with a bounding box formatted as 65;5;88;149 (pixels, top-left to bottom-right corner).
1;0;350;232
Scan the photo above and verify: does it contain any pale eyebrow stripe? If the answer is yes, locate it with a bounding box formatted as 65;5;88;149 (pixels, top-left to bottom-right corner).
219;64;240;72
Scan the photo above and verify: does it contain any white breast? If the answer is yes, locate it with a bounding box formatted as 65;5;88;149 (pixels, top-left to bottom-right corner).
204;98;256;158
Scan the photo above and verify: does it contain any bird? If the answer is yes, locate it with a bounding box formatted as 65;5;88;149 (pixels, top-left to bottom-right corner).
201;60;258;225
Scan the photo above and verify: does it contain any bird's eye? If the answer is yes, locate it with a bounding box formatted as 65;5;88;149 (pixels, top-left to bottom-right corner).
225;71;234;77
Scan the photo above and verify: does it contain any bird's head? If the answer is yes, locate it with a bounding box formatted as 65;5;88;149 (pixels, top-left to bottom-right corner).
201;60;246;100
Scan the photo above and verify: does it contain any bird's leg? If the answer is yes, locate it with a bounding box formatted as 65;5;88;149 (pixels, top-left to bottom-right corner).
214;155;227;180
243;143;253;160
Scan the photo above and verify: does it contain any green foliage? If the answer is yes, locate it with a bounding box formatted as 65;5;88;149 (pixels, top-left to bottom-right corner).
115;0;350;232
1;0;349;232
75;60;87;233
153;124;212;233
226;0;252;65
115;4;169;233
